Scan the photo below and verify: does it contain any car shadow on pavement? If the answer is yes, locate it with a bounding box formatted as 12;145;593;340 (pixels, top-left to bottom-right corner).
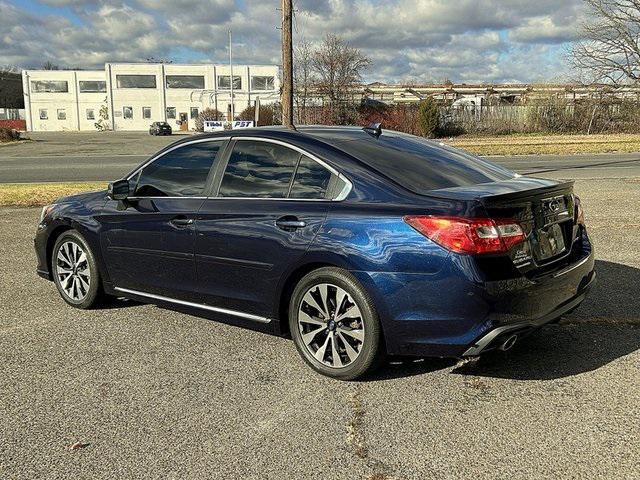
371;260;640;382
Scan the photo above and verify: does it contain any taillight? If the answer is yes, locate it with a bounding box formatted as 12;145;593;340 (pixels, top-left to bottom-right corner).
574;195;585;225
404;216;526;255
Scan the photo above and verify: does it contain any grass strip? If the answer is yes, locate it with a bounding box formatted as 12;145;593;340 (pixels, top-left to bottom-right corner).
444;133;640;156
0;182;106;207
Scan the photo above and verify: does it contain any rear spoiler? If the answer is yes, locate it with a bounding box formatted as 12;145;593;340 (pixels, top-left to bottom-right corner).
426;178;574;204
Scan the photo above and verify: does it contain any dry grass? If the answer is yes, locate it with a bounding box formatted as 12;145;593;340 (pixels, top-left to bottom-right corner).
0;182;106;207
444;133;640;156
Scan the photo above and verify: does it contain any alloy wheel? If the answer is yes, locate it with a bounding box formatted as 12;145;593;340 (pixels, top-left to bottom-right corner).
55;240;91;301
297;283;365;368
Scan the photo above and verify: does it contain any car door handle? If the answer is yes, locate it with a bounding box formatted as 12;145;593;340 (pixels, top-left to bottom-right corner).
170;216;194;228
276;216;306;230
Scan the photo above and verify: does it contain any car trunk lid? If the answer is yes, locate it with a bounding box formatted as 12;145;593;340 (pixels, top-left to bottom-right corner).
429;177;576;272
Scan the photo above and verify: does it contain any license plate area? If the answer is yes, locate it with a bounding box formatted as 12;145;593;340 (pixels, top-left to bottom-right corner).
532;195;572;263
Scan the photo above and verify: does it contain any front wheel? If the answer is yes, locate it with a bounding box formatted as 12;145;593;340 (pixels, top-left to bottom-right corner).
289;267;384;380
52;230;103;309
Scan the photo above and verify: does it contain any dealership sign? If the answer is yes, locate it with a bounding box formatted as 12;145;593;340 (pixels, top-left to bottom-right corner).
203;121;225;132
203;120;254;132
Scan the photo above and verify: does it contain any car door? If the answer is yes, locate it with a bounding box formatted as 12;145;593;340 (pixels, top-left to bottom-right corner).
99;138;226;299
194;138;351;319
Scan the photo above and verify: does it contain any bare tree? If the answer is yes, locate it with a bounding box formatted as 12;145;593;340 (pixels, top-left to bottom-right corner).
294;38;314;123
311;34;371;103
570;0;640;84
42;61;59;70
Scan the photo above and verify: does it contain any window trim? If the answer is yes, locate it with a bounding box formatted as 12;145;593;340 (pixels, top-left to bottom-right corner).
124;136;352;202
213;137;352;202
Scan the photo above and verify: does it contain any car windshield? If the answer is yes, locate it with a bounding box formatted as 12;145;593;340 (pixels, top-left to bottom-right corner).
330;131;515;194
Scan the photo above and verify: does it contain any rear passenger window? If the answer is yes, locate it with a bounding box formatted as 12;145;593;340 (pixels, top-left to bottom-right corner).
134;141;221;197
289;155;333;199
218;140;299;198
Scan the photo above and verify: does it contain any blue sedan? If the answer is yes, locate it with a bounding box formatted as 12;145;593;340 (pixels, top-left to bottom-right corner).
34;126;595;380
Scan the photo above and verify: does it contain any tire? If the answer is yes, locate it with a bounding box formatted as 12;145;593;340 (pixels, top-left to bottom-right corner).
51;230;103;309
289;267;384;380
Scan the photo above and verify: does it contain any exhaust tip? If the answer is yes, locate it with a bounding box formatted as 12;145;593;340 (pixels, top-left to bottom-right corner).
498;334;518;352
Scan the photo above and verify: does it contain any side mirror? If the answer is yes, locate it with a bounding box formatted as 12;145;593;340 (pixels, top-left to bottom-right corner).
108;179;130;201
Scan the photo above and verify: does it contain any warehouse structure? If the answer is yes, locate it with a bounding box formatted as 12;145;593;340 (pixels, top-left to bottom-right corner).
22;63;280;132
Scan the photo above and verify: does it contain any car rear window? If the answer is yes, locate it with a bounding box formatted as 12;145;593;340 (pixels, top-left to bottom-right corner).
333;133;515;193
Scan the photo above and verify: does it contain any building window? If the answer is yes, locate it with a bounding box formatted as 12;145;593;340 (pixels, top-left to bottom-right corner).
116;75;157;89
31;80;68;93
57;109;66;120
39;109;48;120
143;107;151;119
217;75;242;90
190;107;199;119
123;106;133;119
166;107;176;119
79;81;107;93
86;109;95;120
166;75;205;89
251;76;275;91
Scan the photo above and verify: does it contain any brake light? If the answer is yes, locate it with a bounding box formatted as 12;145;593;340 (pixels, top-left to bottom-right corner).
404;216;526;255
574;195;585;225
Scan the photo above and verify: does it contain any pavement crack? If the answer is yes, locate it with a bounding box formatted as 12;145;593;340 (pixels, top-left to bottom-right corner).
346;386;367;459
346;386;401;480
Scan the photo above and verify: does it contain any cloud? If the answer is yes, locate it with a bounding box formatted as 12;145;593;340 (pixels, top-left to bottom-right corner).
1;0;584;82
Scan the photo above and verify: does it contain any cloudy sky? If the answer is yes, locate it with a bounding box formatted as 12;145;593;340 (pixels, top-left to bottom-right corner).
1;0;585;83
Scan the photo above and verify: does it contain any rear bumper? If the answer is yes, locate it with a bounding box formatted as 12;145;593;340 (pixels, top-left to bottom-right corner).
352;230;595;358
462;269;595;356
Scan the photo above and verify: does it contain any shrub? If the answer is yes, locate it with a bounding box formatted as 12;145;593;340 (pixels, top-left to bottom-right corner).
0;127;20;142
237;104;278;126
418;97;439;137
195;108;224;132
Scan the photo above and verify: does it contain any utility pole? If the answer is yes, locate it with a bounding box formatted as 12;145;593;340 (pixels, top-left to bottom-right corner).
281;0;294;129
229;29;235;124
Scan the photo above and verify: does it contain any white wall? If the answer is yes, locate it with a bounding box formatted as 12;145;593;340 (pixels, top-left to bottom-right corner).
23;63;280;132
23;70;106;132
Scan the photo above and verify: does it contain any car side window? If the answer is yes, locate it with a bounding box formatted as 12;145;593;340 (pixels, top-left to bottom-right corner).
134;141;222;197
218;140;299;198
289;155;335;199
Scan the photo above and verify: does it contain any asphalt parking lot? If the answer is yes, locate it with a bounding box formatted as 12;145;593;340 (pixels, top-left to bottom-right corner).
1;136;639;478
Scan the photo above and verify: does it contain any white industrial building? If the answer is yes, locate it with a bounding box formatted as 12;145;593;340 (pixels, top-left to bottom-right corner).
22;63;280;132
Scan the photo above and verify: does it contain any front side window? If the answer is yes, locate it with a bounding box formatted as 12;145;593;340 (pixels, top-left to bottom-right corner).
219;140;299;198
123;106;133;119
86;109;95;120
166;107;176;119
79;81;106;93
116;75;156;89
142;107;151;119
31;80;68;93
166;75;205;89
251;76;275;91
57;109;66;120
134;141;222;197
39;109;48;120
217;75;242;90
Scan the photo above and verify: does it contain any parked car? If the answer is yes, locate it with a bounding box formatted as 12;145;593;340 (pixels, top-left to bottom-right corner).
34;126;595;380
149;121;172;136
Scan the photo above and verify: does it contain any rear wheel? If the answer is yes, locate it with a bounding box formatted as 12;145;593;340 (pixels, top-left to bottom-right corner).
289;267;384;380
52;230;103;309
